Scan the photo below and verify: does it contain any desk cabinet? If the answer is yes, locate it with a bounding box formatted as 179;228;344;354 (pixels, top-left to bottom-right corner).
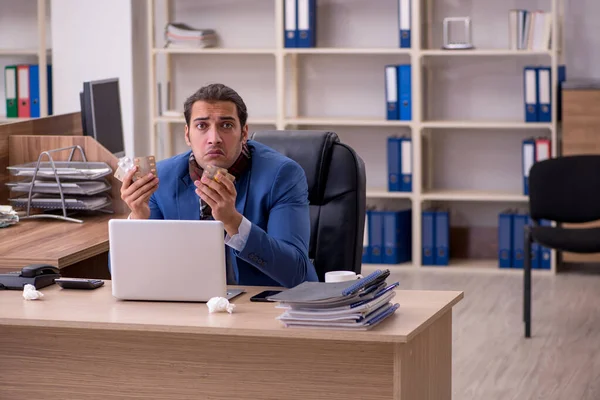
561;81;600;263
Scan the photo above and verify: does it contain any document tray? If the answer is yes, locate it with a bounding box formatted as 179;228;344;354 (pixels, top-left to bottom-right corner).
7;179;111;196
7;161;113;180
9;194;112;211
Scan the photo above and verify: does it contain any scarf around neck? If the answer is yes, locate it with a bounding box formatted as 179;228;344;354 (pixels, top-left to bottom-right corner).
188;143;251;220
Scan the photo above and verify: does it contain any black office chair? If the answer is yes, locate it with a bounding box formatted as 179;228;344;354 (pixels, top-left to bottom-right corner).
524;154;600;338
251;130;367;281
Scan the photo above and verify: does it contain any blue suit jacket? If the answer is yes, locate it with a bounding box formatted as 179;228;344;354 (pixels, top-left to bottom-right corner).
148;140;318;288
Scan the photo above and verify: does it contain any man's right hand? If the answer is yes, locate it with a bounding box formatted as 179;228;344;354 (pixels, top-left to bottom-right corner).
120;166;159;219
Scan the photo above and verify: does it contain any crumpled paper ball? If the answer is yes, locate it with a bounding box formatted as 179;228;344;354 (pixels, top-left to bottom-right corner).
207;297;235;314
23;284;44;300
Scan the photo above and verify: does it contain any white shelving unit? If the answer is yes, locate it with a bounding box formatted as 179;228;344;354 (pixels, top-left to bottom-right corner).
147;0;564;274
0;0;51;124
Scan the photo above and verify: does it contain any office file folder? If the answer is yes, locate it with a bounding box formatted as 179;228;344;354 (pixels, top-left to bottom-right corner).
399;137;412;192
539;219;552;269
17;65;30;118
284;0;297;47
498;210;513;268
297;0;316;48
529;217;540;269
535;137;551;162
20;64;51;118
422;209;435;265
47;65;53;116
524;66;538;122
4;65;17;118
434;210;449;266
362;211;371;264
368;210;383;263
385;66;399;120
383;209;411;264
398;65;411;121
557;65;566;121
398;0;411;48
512;212;528;268
537;66;551;122
387;136;401;191
29;65;40;118
522;138;536;195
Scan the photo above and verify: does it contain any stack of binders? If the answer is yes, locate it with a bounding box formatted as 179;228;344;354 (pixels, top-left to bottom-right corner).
421;208;450;266
387;136;412;192
385;65;411;121
523;65;566;123
522;137;551;195
284;0;317;48
267;269;400;330
498;210;551;269
363;208;412;265
4;64;53;119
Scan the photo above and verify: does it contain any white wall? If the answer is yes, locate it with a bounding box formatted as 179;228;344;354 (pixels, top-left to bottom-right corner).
50;0;136;157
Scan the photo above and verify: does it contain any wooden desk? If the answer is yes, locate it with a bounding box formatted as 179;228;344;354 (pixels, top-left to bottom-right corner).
0;114;130;277
0;284;463;400
0;213;127;277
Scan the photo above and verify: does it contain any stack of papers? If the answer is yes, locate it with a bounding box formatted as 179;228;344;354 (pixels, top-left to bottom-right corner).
164;23;218;48
6;161;114;215
268;269;400;330
7;179;111;196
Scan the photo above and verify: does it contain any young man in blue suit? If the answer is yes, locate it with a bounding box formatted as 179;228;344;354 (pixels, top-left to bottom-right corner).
120;83;318;288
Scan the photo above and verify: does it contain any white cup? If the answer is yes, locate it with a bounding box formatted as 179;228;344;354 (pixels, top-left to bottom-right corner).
325;271;363;283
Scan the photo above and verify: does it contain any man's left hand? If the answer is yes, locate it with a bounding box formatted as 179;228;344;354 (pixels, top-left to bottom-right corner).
195;172;242;237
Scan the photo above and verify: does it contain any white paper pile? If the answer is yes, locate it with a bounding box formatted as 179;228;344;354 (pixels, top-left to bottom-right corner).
165;23;218;48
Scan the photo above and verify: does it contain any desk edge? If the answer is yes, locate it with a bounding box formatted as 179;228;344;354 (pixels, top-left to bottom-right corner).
0;291;464;344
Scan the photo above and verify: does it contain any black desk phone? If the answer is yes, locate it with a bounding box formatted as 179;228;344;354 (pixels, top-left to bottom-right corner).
0;264;61;290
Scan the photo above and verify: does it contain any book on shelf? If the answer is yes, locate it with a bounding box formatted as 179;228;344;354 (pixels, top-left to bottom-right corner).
398;0;411;48
385;65;411;121
498;209;551;270
4;64;53;119
522;65;566;123
284;0;316;48
522;136;551;195
363;208;411;265
387;135;412;192
509;9;552;51
421;208;449;266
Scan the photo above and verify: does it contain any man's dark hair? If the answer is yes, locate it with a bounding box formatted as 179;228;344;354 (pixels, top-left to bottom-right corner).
183;83;248;128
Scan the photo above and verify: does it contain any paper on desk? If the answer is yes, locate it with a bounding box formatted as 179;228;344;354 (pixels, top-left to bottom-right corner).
207;297;235;314
0;205;19;228
23;284;44;300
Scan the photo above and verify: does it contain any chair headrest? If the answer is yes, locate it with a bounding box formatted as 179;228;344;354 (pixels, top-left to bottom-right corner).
250;130;339;202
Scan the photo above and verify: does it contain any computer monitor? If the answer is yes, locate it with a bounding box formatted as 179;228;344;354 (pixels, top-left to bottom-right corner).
82;78;125;158
79;91;90;136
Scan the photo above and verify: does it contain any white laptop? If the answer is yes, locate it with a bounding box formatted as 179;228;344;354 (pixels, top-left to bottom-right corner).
108;219;244;302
